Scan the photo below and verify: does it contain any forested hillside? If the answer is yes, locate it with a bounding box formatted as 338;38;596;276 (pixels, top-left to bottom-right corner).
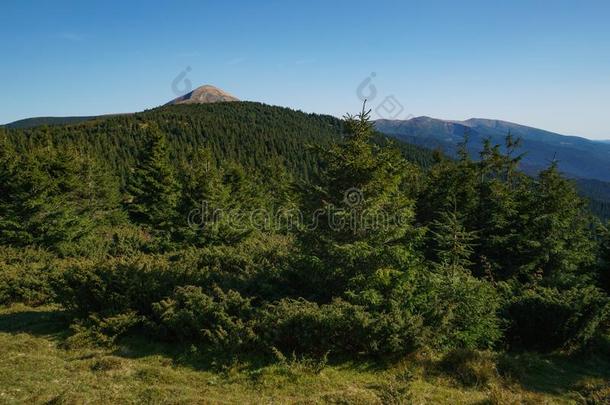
3;115;100;129
1;102;609;401
3;102;435;186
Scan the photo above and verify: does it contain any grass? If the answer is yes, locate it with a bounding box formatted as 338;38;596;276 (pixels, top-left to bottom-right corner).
0;305;608;404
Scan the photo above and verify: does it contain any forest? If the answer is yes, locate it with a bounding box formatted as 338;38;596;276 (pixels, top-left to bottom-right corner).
1;101;609;402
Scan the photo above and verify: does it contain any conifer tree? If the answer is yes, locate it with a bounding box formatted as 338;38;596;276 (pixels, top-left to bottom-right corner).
126;125;181;246
0;143;112;255
473;138;524;279
300;103;423;301
521;162;596;284
178;147;231;245
600;223;610;293
430;207;476;271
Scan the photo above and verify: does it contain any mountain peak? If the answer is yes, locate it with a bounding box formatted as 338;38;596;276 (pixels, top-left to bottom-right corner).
166;85;239;105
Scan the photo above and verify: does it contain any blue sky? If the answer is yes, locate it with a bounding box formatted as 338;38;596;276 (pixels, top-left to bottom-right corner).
1;0;609;139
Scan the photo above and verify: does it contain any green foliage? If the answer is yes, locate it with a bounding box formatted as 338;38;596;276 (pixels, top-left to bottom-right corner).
153;285;256;350
177;147;231;246
0;247;59;305
258;297;420;357
1;102;609;361
299;104;423;301
518;163;597;285
503;284;610;351
0;145;120;256
125;126;181;248
421;268;502;350
430;208;477;269
599;223;610;293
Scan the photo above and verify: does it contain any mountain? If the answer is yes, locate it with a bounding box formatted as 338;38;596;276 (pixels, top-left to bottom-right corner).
2;101;437;187
375;117;610;182
2;84;237;129
375;116;610;220
165;84;239;105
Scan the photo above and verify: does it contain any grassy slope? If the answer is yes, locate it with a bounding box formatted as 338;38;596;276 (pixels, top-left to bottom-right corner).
0;305;608;404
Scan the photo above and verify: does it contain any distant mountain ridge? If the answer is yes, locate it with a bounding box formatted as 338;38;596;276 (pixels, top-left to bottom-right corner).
375;116;610;182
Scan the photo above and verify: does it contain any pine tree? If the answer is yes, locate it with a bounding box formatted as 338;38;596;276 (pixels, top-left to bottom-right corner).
473;138;523;279
299;103;423;302
430;207;477;271
520;162;596;285
126;125;181;246
0;142;112;255
178;147;231;245
0;133;28;244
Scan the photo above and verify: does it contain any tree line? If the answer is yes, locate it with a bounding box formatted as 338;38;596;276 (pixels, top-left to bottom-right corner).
0;102;608;359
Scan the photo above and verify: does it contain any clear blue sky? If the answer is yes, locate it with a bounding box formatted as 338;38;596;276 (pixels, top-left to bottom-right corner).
1;0;609;139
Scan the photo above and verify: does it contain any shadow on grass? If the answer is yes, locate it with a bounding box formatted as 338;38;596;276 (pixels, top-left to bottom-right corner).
500;349;610;396
0;305;70;340
111;334;367;375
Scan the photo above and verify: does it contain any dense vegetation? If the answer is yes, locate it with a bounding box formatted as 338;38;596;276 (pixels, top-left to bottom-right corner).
1;102;609;367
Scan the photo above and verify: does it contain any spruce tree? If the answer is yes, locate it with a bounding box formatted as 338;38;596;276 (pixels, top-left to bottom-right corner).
521;162;596;285
299;103;423;302
126;125;181;246
178;147;231;245
430;207;477;271
600;223;610;293
0;143;111;256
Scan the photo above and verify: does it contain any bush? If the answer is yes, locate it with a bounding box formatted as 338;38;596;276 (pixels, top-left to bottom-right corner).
421;268;502;350
152;285;256;350
106;225;152;257
55;236;291;318
504;285;610;351
64;311;145;348
257;297;422;357
54;254;201;318
0;247;65;305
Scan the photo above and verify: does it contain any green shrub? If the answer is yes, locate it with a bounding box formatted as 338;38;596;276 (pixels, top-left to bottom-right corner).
152;285;256;350
0;247;64;305
257;297;421;357
504;285;610;351
64;311;146;348
55;254;201;318
421;268;502;350
106;225;152;257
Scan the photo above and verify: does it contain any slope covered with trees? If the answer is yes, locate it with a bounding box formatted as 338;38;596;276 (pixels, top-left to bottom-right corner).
0;102;608;367
3;102;436;187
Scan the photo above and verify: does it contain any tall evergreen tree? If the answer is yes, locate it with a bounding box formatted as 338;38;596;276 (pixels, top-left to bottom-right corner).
430;207;477;271
126;125;181;246
178;147;232;246
600;223;610;293
299;103;423;302
520;162;597;285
